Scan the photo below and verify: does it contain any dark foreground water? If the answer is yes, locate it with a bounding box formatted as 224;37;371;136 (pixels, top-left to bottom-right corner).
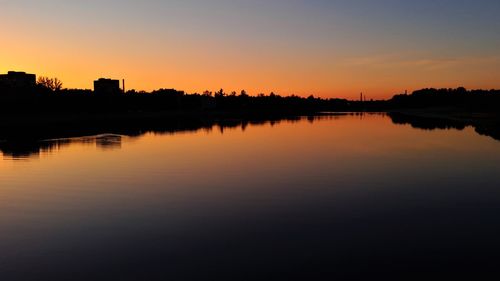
0;113;499;280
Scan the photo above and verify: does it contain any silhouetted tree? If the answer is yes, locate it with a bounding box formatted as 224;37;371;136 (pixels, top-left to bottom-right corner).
215;89;225;98
37;77;63;91
239;90;248;98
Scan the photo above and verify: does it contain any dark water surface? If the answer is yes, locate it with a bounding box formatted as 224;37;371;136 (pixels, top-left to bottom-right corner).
0;114;499;280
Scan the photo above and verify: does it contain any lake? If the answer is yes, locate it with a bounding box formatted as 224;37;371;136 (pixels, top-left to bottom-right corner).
0;113;499;280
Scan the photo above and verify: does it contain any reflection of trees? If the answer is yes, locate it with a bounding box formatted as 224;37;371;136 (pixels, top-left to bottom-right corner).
0;135;123;160
0;115;348;160
388;113;467;131
475;125;500;141
2;112;497;160
388;112;500;141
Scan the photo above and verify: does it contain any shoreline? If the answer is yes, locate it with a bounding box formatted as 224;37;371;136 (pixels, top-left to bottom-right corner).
0;109;498;159
0;109;498;140
388;108;500;141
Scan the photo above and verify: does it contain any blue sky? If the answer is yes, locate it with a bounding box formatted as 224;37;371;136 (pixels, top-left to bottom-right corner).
1;0;499;97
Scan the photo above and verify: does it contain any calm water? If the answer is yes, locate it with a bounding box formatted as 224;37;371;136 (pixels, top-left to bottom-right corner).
0;114;499;280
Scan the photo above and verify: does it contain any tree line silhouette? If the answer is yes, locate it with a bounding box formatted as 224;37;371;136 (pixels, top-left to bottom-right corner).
1;75;499;114
390;87;500;112
0;86;351;114
1;75;499;147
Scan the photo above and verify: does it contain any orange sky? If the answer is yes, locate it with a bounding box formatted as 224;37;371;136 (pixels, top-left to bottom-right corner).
2;1;500;99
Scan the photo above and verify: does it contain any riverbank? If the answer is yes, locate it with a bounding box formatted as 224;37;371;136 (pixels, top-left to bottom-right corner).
389;107;500;141
0;108;498;142
0;110;323;140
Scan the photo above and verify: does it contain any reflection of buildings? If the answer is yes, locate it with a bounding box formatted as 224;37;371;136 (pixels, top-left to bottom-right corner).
0;134;124;160
0;71;36;89
94;78;122;95
95;135;122;150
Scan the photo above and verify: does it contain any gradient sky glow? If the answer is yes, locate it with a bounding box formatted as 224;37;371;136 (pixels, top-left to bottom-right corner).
1;0;500;99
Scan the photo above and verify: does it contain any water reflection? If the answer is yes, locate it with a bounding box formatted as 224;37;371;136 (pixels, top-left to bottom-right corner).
1;113;498;160
0;134;123;160
0;113;499;280
388;112;500;141
0;114;357;160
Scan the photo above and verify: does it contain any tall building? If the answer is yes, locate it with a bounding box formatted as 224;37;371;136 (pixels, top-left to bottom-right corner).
94;78;121;95
0;71;36;89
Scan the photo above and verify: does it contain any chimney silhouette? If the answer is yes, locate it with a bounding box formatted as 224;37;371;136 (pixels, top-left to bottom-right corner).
123;79;125;93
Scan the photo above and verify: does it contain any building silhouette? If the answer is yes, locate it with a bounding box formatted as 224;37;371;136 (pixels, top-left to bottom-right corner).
0;71;36;89
94;78;121;95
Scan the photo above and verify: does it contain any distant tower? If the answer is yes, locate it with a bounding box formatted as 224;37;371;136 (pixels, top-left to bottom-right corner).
122;79;125;93
360;92;363;102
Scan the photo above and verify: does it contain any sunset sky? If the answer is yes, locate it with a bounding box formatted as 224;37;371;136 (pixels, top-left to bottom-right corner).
1;0;500;99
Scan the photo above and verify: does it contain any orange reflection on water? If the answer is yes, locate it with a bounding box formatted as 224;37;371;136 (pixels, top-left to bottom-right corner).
0;113;499;269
